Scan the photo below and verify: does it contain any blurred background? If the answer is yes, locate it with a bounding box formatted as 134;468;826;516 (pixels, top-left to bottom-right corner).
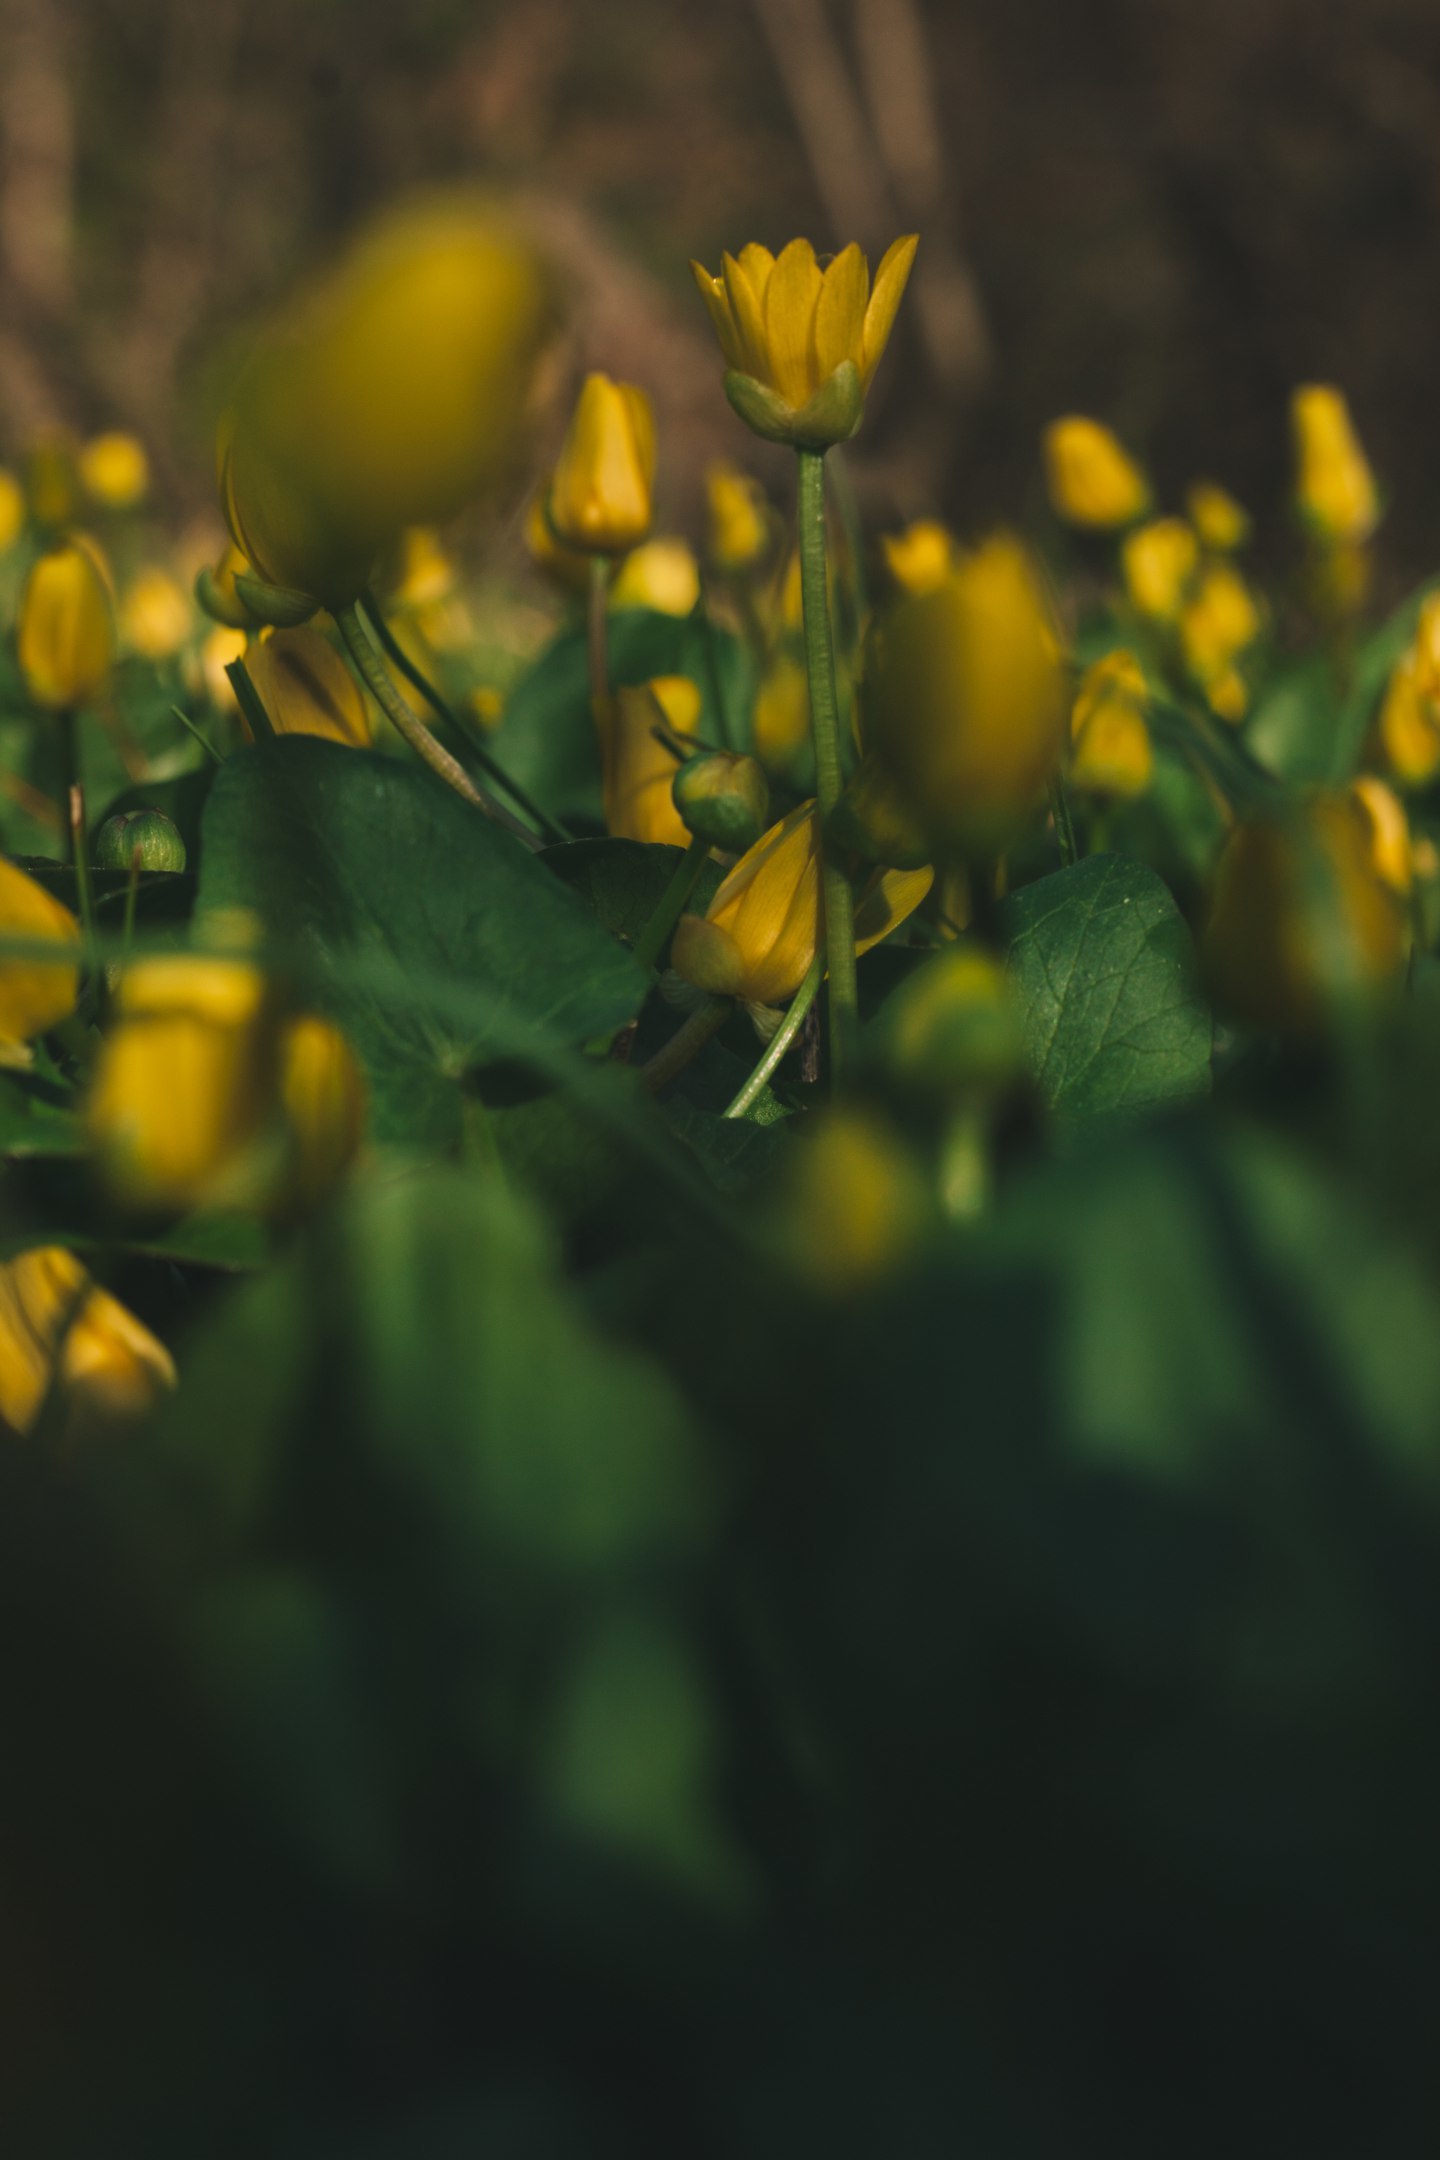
4;0;1440;587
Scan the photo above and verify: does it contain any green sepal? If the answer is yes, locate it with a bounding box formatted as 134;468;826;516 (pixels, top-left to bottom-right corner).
195;564;256;630
233;572;319;629
722;361;864;452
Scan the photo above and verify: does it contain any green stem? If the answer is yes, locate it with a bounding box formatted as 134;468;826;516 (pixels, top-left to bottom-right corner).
168;703;224;764
226;654;275;741
59;709;95;953
335;603;538;846
638;997;730;1094
1048;773;1079;867
797;447;856;1086
360;589;570;843
632;836;710;976
723;953;823;1118
587;556;611;721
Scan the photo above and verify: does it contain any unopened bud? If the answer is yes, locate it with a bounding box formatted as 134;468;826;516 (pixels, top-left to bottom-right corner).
672;750;769;854
95;810;188;875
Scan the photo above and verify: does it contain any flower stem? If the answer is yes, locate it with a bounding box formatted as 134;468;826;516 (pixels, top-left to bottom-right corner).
723;952;823;1118
335;603;538;846
359;589;571;844
796;447;856;1086
58;709;95;954
638;997;731;1094
1048;773;1079;866
632;836;710;977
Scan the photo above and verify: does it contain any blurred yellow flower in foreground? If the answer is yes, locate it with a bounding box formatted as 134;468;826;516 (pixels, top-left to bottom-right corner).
80;432;150;510
611;537;700;616
1292;385;1378;545
1122;518;1197;623
1348;775;1412;897
121;567;193;660
1378;593;1440;786
1187;480;1250;553
882;519;959;596
671;802;930;1007
692;235;918;448
599;677;700;846
0;1247;175;1436
0;468;24;552
1069;650;1153;798
243;627;371;746
705;461;769;570
1043;417;1149;529
862;535;1066;856
776;1110;929;1293
547;374;655;557
17;538;116;710
0;859;79;1067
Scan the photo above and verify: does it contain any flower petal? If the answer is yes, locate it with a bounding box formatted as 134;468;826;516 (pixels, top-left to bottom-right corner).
763;239;825;408
854;863;934;955
690;261;745;370
721;251;770;381
814;243;869;380
860;233;919;386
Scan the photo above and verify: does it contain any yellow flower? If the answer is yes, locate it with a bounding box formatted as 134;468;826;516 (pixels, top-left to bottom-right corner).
1202;795;1407;1034
670;801;931;1006
198;624;248;710
691;235;918;448
243;626;371;746
0;467;24;552
751;653;812;780
0;859;79;1066
1178;560;1260;713
0;1248;175;1436
1187;480;1250;553
121;567;193;661
279;1013;366;1210
598;677;700;846
1121;518;1198;622
1042;416;1149;528
776;1110;929;1293
882;519;959;596
547;374;656;556
388;526;459;609
1347;775;1411;896
1069;650;1153;798
861;535;1066;855
1378;594;1440;786
87;956;281;1212
611;537;700;617
524;479;591;593
17;538;116;710
79;432;150;510
1292;384;1378;545
705;461;769;570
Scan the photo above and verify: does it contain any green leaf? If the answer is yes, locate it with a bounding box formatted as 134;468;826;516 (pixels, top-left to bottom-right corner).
198;739;648;1148
1000;852;1211;1119
542;835;722;946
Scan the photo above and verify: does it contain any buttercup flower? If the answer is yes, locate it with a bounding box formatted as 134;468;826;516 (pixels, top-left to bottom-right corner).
705;461;770;570
775;1110;929;1292
598;678;700;846
611;537;700;616
1292;385;1378;545
0;468;24;552
1378;593;1440;787
1348;775;1412;897
547;374;656;556
1043;417;1149;529
672;750;770;855
121;567;193;661
17;538;116;710
79;432;150;510
751;653;813;780
882;519;959;597
1187;480;1250;553
243;627;372;746
691;235;918;449
1069;650;1153;798
0;859;80;1066
280;1013;367;1210
1122;518;1198;623
0;1247;175;1436
1179;561;1260;720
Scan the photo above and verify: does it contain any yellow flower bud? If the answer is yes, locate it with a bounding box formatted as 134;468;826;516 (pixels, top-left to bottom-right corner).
242;626;371;747
705;460;769;570
1378;594;1440;787
1186;480;1250;553
1292;384;1378;545
598;678;699;846
751;653;812;780
121;567;193;661
0;858;79;1066
671;749;770;854
0;1247;175;1436
1042;416;1149;529
881;518;959;596
547;374;656;556
1121;518;1198;622
861;535;1066;856
776;1110;929;1293
79;432;150;511
280;1013;366;1210
691;235;918;449
1069;649;1154;798
17;538;116;710
670;802;930;1006
87;956;282;1211
610;537;700;617
524;479;591;593
0;467;24;553
1347;775;1411;896
25;432;79;531
1178;560;1260;712
1201;795;1408;1034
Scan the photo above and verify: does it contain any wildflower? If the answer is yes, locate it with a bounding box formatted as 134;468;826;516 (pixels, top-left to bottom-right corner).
1069;649;1153;797
1121;518;1197;623
547;374;656;556
524;479;591;594
1042;417;1149;529
0;1248;175;1436
1187;480;1249;553
0;859;79;1066
611;537;700;616
121;567;193;661
198;625;248;710
243;627;371;746
861;535;1066;855
79;432;149;511
882;519;959;596
599;677;701;846
670;801;931;1006
388;526;457;609
1348;775;1411;897
1378;593;1440;787
1292;385;1378;545
1178;560;1260;720
17;538;116;710
196;542;263;630
873;942;1021;1099
691;235;918;448
776;1110;929;1292
751;653;812;780
279;1013;366;1210
705;461;769;570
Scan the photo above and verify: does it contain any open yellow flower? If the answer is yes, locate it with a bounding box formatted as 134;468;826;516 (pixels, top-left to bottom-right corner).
547;374;656;556
691;235;918;448
17;538;116;710
0;859;80;1067
243;626;372;746
1043;417;1149;529
0;1247;176;1436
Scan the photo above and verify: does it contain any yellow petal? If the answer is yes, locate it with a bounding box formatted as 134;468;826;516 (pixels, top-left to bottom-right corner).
619;383;657;493
814;243;870;380
690;262;745;371
721;252;771;382
860;234;919;386
854;864;934;955
763;239;825;408
736;243;777;301
0;858;79;1047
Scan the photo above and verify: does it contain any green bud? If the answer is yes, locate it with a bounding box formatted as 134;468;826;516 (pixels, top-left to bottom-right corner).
828;752;932;870
872;943;1021;1100
722;360;863;452
671;750;770;854
94;810;188;875
232;572;319;629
